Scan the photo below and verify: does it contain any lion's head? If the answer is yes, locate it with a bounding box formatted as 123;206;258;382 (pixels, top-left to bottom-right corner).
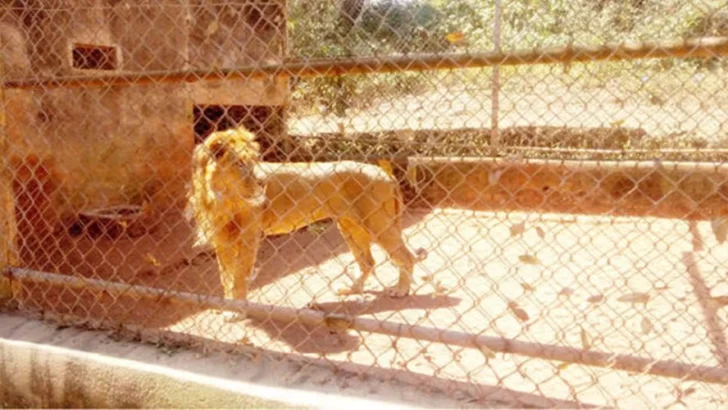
187;127;264;246
203;127;261;164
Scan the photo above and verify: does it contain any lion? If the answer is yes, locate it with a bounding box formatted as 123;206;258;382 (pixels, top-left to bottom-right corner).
187;127;427;320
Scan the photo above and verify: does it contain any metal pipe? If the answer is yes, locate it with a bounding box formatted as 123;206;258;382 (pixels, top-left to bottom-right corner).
490;0;502;150
6;267;728;384
4;37;728;90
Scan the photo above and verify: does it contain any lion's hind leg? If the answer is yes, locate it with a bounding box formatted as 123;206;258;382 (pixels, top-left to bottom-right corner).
336;217;375;296
367;217;416;298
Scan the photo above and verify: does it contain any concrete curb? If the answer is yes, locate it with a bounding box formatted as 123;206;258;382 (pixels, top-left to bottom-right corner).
1;337;297;408
0;313;458;409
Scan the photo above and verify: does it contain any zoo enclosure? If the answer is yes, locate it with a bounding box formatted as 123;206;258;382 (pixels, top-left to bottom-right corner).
2;0;728;408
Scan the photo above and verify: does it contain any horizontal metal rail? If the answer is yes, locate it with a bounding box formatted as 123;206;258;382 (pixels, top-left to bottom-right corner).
407;156;728;172
5;266;728;384
502;146;728;155
3;37;728;90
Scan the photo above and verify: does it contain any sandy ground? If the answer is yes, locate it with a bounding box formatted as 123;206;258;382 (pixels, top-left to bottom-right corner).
13;206;728;408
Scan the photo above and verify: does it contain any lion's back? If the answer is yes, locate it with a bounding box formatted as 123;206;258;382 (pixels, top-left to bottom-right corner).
256;160;392;184
257;160;401;226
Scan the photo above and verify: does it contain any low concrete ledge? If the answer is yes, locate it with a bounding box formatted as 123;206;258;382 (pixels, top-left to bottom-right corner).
0;325;293;408
406;157;728;220
0;313;436;409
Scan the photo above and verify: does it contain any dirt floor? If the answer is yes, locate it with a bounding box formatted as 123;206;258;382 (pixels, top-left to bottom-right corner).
12;204;728;408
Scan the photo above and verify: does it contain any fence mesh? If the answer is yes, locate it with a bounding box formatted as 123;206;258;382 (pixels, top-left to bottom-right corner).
2;0;728;407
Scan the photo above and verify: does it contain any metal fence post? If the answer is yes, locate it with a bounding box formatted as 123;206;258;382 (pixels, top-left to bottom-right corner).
490;0;502;153
0;57;18;308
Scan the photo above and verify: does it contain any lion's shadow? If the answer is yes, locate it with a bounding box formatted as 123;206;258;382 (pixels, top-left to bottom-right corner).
203;210;460;355
244;292;462;354
17;208;443;356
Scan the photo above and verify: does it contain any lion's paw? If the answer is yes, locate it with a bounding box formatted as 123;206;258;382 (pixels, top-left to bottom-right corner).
336;285;364;296
222;310;248;323
386;286;411;299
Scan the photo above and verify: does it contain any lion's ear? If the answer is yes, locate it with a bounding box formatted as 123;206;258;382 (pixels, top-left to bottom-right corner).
208;140;228;160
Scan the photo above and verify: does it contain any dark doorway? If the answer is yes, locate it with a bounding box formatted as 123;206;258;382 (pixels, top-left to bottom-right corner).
192;104;286;161
72;43;118;70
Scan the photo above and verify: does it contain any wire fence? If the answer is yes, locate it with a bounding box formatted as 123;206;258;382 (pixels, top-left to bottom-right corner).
2;0;728;407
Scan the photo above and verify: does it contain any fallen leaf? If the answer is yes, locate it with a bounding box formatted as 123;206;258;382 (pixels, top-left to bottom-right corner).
144;253;161;267
518;254;541;265
479;345;497;359
420;274;435;283
432;281;449;298
508;301;530;322
618;292;651;305
557;362;571;371
711;217;728;244
580;327;591;350
510;222;526;237
641;317;653;335
535;226;546;239
445;32;466;44
520;283;536;293
587;294;605;304
558;287;575;297
649;93;665;106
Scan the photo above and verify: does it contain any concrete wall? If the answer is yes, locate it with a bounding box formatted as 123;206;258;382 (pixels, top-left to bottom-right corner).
0;0;287;229
0;314;292;408
0;312;471;409
187;0;288;106
407;158;728;220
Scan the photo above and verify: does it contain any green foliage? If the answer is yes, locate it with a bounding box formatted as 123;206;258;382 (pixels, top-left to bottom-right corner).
288;0;728;115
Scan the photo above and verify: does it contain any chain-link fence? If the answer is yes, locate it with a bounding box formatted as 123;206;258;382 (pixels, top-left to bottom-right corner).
2;0;728;407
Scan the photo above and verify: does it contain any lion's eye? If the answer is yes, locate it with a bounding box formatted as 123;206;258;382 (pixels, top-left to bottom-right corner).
211;146;226;160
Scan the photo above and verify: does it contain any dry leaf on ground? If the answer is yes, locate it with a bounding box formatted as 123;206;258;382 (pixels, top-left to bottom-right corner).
518;254;541;265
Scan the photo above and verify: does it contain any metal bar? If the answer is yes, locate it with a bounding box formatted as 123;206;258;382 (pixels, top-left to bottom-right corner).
292;133;728;155
407;156;728;173
4;36;728;90
280;0;294;156
0;58;18;304
501;146;728;155
490;0;502;151
6;267;728;384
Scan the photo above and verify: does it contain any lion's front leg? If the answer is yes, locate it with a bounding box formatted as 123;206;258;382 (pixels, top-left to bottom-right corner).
216;214;262;322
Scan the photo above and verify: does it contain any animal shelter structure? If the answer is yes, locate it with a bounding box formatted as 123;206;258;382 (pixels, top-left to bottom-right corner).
2;0;728;408
1;0;287;224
